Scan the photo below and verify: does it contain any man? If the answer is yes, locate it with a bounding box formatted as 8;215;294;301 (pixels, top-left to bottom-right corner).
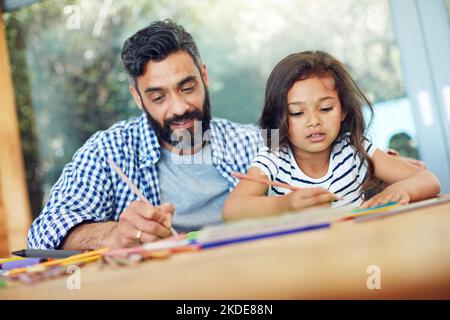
28;20;423;250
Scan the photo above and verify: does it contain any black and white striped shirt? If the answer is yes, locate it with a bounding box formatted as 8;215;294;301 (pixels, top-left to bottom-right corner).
250;133;376;207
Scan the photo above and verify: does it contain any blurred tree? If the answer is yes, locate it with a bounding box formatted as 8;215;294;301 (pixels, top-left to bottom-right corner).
447;0;450;18
4;8;43;219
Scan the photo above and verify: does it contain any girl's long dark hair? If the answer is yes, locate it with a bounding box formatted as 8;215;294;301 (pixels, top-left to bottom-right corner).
259;50;376;197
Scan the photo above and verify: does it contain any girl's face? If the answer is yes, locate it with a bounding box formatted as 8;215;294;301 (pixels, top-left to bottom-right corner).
287;76;346;158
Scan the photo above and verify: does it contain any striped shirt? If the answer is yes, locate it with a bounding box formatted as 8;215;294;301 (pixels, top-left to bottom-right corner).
250;133;377;208
28;114;262;249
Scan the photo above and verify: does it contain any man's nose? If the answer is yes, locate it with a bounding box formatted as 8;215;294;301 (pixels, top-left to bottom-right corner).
169;93;189;116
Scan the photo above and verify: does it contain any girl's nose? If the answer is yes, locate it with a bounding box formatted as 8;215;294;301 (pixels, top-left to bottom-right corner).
307;114;321;128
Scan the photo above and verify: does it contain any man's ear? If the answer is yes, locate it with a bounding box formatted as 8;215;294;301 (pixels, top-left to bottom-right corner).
201;63;209;88
130;84;143;110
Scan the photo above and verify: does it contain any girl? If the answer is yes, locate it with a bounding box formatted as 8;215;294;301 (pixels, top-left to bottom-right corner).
223;51;440;220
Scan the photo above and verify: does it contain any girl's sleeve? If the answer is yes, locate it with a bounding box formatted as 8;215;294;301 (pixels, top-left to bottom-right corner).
364;140;377;158
249;147;280;181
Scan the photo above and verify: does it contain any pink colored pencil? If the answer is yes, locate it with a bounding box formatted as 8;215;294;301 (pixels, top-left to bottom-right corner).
231;172;302;191
232;172;342;200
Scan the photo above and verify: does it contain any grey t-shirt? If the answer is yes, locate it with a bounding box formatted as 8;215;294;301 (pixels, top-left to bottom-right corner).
158;143;229;232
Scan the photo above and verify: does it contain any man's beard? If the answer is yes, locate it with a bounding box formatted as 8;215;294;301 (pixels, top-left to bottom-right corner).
144;89;212;152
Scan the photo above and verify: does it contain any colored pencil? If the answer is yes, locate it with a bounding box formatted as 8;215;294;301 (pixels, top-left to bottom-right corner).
6;248;109;276
232;172;342;199
108;158;178;236
0;256;25;264
231;172;302;191
12;249;83;259
60;255;102;266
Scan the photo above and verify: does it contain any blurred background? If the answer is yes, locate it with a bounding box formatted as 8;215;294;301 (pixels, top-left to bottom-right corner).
1;0;450;222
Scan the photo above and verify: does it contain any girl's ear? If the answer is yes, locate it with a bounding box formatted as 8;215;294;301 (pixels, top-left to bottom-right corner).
341;111;347;122
130;85;143;110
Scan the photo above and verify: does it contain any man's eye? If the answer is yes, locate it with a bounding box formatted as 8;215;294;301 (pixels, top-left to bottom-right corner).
152;96;164;103
289;112;303;116
182;86;194;93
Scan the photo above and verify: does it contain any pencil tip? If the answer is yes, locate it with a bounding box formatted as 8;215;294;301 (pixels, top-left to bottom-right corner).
11;250;24;257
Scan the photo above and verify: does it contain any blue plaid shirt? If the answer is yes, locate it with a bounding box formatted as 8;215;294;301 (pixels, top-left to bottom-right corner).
28;114;262;249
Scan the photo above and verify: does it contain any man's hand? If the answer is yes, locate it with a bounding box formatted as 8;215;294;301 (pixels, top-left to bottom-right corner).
104;201;175;249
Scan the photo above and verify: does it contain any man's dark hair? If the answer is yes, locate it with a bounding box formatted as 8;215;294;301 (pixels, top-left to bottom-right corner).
121;19;202;87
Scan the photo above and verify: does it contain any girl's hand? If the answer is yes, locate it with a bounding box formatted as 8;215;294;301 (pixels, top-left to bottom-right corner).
284;187;338;212
360;185;410;209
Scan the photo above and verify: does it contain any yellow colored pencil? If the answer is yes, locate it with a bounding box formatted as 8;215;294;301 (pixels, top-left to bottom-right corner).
60;255;102;266
40;247;109;267
0;256;25;264
6;248;109;276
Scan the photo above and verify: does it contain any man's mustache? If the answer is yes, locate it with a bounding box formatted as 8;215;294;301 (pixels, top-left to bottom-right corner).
164;110;203;128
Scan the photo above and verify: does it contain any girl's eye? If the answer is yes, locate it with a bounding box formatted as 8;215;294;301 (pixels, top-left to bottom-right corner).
289;112;304;116
320;106;333;112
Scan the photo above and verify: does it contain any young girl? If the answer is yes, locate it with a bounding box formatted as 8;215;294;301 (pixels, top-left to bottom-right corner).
223;51;440;220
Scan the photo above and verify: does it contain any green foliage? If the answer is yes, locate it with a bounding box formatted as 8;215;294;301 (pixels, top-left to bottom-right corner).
447;0;450;18
4;8;43;218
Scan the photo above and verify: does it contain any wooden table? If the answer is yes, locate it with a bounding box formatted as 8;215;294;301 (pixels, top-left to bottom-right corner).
2;200;450;299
